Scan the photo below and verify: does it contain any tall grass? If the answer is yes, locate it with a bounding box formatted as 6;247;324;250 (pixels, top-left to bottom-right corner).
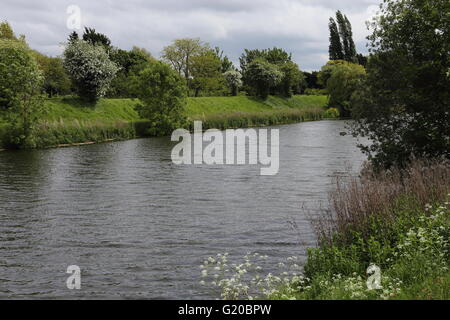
189;107;327;131
30;119;151;148
314;158;450;246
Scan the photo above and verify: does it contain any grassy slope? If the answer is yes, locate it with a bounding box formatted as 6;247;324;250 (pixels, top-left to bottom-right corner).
1;95;329;148
43;95;328;122
186;95;328;118
43;97;140;123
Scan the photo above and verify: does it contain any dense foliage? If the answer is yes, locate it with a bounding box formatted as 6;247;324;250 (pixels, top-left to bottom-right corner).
0;39;44;147
223;70;243;96
351;0;450;169
328;11;357;63
63;40;119;102
133;61;187;136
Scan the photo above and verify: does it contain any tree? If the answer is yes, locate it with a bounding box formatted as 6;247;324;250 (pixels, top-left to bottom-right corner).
63;40;119;102
82;27;112;50
326;62;365;117
214;47;234;73
318;60;350;87
356;53;368;67
223;70;243;96
34;54;72;97
68;31;79;43
0;21;16;40
329;11;357;63
0;39;44;147
190;50;226;97
245;58;283;99
108;47;155;97
162;38;207;94
304;71;322;89
133;61;187;136
240;47;299;97
278;61;304;97
350;0;450;169
329;18;344;60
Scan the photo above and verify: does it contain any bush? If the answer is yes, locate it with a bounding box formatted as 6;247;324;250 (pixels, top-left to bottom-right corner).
324;108;340;119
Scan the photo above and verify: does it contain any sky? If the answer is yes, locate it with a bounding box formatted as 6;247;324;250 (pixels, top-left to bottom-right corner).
3;0;380;71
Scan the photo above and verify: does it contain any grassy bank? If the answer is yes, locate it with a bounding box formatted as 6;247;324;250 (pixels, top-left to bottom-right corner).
186;96;329;130
1;95;330;149
200;159;450;300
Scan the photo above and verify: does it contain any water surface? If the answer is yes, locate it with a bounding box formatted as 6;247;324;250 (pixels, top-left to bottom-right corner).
0;121;366;299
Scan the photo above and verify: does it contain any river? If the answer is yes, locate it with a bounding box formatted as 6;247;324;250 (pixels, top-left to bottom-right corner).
0;120;366;299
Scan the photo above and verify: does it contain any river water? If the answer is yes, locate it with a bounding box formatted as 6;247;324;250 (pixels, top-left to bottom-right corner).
0;120;366;299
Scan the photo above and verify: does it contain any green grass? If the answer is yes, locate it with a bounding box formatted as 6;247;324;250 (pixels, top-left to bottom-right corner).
1;95;330;149
186;95;328;118
43;97;140;123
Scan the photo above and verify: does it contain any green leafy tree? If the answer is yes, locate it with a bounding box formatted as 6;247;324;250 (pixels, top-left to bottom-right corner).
34;53;72;97
278;61;304;97
223;70;243;96
63;40;119;102
245;58;283;99
162;38;208;94
134;61;187;136
326;62;365;117
190;50;226;97
0;39;44;147
108;47;155;97
317;60;350;87
240;47;299;97
214;47;234;73
351;0;450;169
0;21;16;40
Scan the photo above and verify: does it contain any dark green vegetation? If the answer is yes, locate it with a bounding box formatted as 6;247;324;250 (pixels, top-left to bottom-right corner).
350;0;450;170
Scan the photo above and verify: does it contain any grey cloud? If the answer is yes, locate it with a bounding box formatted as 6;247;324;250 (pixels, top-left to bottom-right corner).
2;0;378;70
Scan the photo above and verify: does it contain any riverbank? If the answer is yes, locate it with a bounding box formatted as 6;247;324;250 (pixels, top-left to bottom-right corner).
200;159;450;300
0;95;332;149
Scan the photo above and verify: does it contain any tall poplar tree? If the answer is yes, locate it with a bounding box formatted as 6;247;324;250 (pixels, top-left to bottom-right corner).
328;11;357;63
328;18;344;60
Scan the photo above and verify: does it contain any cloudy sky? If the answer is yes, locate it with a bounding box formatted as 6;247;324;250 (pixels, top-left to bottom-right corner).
3;0;380;71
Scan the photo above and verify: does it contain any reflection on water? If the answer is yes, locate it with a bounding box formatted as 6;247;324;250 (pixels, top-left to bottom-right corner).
0;121;366;299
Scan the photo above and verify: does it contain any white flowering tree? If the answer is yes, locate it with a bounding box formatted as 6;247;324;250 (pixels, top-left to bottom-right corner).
223;70;242;96
63;40;119;102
